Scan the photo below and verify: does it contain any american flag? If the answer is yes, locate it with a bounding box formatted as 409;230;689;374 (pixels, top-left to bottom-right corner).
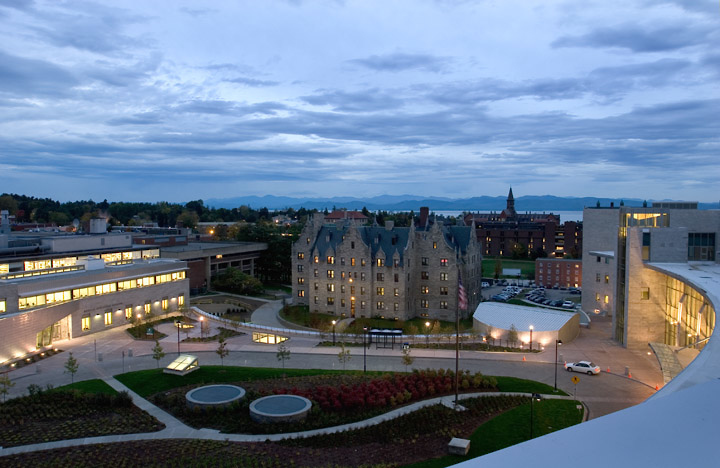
458;274;468;310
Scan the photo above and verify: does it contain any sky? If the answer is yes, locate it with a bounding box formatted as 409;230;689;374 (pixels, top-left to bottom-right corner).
0;0;718;204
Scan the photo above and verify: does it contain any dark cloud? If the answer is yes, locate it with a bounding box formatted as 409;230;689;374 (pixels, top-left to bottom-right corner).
348;53;452;73
552;23;710;52
106;112;163;126
301;88;405;112
224;76;279;87
0;49;78;97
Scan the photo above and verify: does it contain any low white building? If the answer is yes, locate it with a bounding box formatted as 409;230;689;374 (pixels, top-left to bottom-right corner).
472;302;580;346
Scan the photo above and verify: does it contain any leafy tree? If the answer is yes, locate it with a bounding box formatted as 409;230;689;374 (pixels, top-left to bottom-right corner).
511;242;528;260
216;337;229;366
152;340;166;368
337;344;351;370
176;210;199;229
401;347;414;372
494;257;503;279
0;373;15;402
212;267;264;295
64;352;79;384
508;324;519;348
0;195;18;214
276;343;291;368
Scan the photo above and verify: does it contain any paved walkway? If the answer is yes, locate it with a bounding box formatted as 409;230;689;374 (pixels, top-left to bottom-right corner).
0;385;581;457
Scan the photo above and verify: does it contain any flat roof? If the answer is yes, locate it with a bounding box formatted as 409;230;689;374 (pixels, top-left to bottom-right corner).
473;302;577;332
160;242;266;253
589;250;614;258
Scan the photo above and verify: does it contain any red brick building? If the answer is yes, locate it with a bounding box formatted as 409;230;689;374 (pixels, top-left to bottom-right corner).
535;258;582;288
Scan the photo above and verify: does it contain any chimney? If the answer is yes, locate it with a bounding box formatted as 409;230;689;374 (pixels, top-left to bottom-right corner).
419;207;429;227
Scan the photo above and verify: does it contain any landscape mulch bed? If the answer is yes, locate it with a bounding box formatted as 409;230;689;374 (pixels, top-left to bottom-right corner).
0;395;525;467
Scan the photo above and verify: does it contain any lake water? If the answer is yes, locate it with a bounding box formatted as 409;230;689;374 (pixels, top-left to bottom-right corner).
435;210;583;222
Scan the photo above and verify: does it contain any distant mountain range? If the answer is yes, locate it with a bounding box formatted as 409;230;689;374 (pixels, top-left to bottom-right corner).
205;195;718;212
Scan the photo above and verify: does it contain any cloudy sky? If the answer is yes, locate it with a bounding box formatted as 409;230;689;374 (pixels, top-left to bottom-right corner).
0;0;718;204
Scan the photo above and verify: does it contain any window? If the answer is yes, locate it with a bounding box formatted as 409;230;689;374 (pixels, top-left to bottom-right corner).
394;288;399;297
421;300;429;308
596;256;601;262
327;297;335;305
595;293;600;301
81;316;91;331
440;301;448;309
688;233;715;261
641;288;650;300
162;298;169;310
361;301;366;309
314;296;319;304
604;275;610;284
351;257;356;266
377;273;385;281
298;290;305;297
394;273;399;282
440;287;448;295
327;256;335;264
421;271;429;280
393;259;400;267
340;257;345;266
327;284;335;292
144;302;151;314
350;286;355;294
297;253;304;260
361;259;366;266
433;242;437;249
178;295;185;306
361;272;366;281
421;286;429;294
298;278;305;285
376;301;384;310
440;258;448;266
297;265;304;272
125;306;133;320
327;270;335;279
361;287;366;295
376;287;385;296
422;257;429;266
394;303;399;311
596;273;601;282
341;299;346;307
314;256;319;263
351;241;355;249
314;282;319;290
104;311;112;326
604;295;609;304
377;258;384;267
440;272;448;281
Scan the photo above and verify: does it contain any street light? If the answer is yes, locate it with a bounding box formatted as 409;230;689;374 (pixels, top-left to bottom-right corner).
199;316;204;339
425;321;430;348
529;393;542;439
363;326;368;373
554;339;563;391
529;325;534;351
175;319;181;354
331;320;336;346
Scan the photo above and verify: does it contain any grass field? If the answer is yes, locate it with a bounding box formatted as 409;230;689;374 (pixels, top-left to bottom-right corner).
482;257;536;278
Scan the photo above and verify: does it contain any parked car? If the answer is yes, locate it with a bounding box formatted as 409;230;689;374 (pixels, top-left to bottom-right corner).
565;361;601;375
562;300;575;308
481;282;490;288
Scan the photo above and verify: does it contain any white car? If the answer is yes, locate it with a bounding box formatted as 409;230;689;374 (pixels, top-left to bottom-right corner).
565;361;601;375
561;300;575;308
481;282;490;288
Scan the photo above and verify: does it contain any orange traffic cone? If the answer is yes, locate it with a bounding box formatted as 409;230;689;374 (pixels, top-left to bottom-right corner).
522;356;526;361
655;384;659;390
606;367;611;373
628;372;632;379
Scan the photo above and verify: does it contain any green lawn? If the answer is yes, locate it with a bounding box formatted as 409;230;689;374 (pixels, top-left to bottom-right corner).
114;366;360;397
403;398;582;467
482;258;536;278
494;376;567;395
56;379;118;395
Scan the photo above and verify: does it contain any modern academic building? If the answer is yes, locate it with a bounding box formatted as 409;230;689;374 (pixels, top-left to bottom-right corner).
0;255;189;366
459;202;720;467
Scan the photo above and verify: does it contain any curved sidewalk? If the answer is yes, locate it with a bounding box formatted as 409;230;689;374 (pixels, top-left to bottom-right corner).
0;384;577;457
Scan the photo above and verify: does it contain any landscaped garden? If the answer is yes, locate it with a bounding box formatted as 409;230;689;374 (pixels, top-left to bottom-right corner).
0;367;580;467
0;380;164;448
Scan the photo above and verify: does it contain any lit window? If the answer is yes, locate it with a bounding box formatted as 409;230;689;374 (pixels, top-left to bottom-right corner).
394;288;399;297
377;287;385;296
314;296;319;304
440;301;448;309
298;290;305;297
297;253;305;260
125;307;133;320
144;302;151;314
440;273;448;281
421;286;429;294
440;258;448;266
162;298;168;310
421;300;429;308
327;270;335;279
314;269;319;277
351;258;356;266
421;271;429;280
377;258;384;267
327;284;335;292
327;297;335;305
178;295;185;306
327;256;335;264
314;256;319;263
433;242;437;249
605;275;610;284
82;316;91;331
394;303;399;311
361;301;366;309
604;295;609;304
298;278;305;285
361;259;366;266
440;287;448;295
641;288;650;300
104;311;112;326
596;293;600;302
376;301;384;310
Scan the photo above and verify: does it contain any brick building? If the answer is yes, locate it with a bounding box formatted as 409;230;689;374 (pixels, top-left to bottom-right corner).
535;258;582;288
292;210;482;322
464;188;582;259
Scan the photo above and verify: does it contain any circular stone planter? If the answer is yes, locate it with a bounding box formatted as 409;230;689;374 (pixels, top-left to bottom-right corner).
249;394;313;423
185;384;246;410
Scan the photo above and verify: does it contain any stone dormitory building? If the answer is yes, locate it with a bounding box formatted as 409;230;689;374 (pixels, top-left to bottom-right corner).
292;208;482;322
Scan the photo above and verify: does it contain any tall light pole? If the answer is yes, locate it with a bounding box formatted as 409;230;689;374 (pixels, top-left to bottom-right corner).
331;320;336;346
425;321;430;348
529;393;542;439
363;326;368;373
175;319;181;354
529;325;534;351
554;339;563;391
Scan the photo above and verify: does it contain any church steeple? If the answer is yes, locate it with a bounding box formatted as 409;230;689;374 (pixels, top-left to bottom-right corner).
506;187;516;216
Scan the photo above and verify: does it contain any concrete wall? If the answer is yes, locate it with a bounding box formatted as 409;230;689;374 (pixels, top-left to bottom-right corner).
42;234;133;253
582;208;620;316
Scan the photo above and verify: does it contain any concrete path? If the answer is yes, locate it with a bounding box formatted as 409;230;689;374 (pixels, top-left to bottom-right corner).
0;388;581;457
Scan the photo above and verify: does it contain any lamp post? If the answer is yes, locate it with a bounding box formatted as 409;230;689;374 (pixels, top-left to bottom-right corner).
554;339;563;391
425;321;430;348
175;319;181;354
529;325;533;351
530;393;542;439
363;326;368;373
199;316;204;339
331;320;336;346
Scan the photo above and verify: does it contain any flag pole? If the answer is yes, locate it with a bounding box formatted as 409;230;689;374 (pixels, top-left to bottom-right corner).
455;268;461;408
